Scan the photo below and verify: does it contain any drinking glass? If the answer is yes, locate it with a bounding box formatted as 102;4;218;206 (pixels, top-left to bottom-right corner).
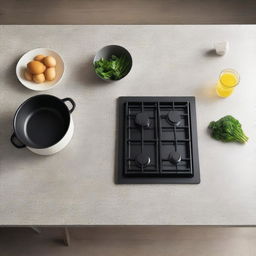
216;69;240;98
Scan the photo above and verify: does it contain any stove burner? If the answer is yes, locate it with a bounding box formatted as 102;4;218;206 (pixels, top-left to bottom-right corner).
169;151;181;164
118;96;200;184
135;153;150;167
135;112;150;128
167;111;181;126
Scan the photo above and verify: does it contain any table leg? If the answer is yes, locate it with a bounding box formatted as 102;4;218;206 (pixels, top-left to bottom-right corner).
64;227;70;246
31;226;41;234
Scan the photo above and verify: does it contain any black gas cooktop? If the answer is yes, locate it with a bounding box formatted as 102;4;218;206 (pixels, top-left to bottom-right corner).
117;97;200;184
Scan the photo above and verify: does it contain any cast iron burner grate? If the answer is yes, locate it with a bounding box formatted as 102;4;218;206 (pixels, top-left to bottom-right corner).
117;97;200;184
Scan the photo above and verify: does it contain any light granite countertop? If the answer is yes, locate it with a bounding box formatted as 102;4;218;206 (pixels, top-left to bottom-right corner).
0;25;256;226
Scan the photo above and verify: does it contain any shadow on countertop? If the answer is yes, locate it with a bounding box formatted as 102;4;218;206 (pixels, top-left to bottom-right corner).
6;55;34;95
194;84;220;103
75;55;112;87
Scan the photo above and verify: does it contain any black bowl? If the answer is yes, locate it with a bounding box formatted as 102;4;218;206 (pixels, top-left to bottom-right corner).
93;45;133;81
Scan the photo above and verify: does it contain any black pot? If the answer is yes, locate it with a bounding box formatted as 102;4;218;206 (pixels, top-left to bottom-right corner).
10;94;76;155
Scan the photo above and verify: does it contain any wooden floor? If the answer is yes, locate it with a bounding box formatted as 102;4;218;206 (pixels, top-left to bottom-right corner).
1;0;256;24
1;227;256;256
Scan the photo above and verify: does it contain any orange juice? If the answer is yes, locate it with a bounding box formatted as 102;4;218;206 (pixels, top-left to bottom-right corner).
216;69;240;97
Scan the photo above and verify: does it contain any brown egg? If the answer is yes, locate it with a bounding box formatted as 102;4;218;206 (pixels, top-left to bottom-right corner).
34;55;46;62
24;69;32;81
27;61;46;75
43;56;56;67
33;73;45;83
44;67;56;81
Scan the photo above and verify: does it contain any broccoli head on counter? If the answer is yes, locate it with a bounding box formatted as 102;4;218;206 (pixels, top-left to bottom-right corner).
208;115;248;143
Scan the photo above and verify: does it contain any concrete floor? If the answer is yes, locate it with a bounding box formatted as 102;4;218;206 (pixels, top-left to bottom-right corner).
0;227;256;256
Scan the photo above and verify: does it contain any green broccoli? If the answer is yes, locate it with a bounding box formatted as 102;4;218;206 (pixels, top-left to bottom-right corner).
208;115;248;143
94;54;130;80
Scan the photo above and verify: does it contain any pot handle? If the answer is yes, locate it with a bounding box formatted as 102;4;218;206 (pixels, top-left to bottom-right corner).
62;98;76;113
10;133;26;148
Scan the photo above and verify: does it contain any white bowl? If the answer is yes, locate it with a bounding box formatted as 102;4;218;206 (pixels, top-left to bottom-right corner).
16;48;65;91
